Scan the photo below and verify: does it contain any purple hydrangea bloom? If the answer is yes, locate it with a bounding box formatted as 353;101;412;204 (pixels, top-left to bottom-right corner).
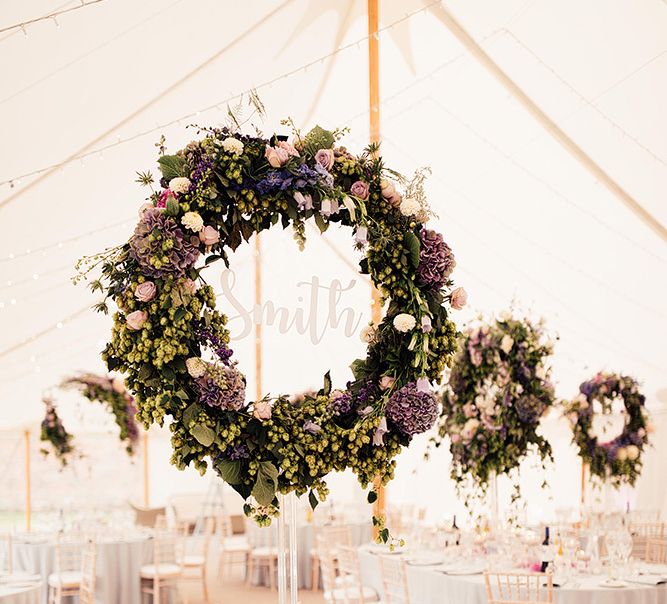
130;208;200;278
195;366;245;411
514;395;547;423
386;383;438;437
328;391;353;415
416;229;455;290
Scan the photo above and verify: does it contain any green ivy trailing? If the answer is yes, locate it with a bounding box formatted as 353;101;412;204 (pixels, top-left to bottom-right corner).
77;109;464;530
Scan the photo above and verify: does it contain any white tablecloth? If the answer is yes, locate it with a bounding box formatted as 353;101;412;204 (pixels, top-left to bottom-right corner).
9;535;152;604
251;521;371;589
0;582;41;604
358;548;667;604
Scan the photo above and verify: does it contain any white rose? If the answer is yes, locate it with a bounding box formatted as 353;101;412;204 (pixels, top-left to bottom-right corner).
499;310;512;321
393;313;416;333
500;334;514;354
535;365;547;380
221;137;244;156
186;357;207;378
626;445;640;461
169;177;191;193
359;325;376;343
616;447;628;462
181;211;204;232
399;197;421;216
461;418;480;441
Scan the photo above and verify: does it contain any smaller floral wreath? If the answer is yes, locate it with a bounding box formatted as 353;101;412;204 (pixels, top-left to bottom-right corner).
40;398;76;466
564;372;650;487
61;373;140;455
39;373;140;465
430;311;556;493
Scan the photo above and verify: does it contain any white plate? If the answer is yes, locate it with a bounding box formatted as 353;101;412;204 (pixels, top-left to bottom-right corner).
440;564;485;575
407;556;444;566
366;544;404;556
599;579;628;588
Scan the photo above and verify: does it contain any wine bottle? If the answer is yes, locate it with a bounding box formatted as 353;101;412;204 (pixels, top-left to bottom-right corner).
540;526;551;573
451;515;460;546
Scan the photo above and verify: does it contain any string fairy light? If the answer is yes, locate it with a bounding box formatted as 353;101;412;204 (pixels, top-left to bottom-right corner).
0;0;106;36
0;0;443;192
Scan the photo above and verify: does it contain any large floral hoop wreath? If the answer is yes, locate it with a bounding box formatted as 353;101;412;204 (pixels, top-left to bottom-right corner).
430;312;555;494
39;373;139;465
78;112;465;527
564;372;650;487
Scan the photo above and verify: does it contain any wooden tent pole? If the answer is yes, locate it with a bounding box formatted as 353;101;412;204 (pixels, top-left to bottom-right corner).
143;432;149;507
434;3;667;244
255;234;262;402
367;0;386;534
24;429;31;532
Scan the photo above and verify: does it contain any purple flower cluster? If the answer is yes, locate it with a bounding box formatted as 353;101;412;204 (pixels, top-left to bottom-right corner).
386;383;438;437
130;208;200;278
222;443;250;460
514;395;547;423
196;324;234;364
417;229;456;290
328;391;353;415
195;366;245;411
255;164;321;195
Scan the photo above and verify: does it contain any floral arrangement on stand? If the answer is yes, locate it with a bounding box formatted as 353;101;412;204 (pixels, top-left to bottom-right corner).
61;373;140;455
40;398;76;466
430;311;555;496
564;372;650;487
76;103;466;533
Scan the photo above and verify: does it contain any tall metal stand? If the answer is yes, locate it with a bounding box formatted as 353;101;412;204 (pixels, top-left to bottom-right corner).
277;492;299;604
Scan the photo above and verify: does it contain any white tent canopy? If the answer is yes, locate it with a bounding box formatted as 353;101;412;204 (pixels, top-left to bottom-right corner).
1;0;666;516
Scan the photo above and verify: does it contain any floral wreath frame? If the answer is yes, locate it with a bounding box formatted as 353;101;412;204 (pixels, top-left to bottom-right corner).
79;113;465;529
565;372;649;487
430;312;555;496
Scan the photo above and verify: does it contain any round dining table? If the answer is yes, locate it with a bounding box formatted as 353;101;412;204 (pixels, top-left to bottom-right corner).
358;546;667;604
0;580;42;604
8;533;153;604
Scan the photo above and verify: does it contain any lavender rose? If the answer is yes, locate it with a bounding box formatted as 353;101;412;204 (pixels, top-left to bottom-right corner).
350;180;370;200
126;310;147;330
265;145;289;168
134;281;156;302
315;148;334;170
450;287;468;310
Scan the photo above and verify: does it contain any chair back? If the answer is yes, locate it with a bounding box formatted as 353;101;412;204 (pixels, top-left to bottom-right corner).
631;522;665;559
316;534;338;595
645;538;667;563
484;571;553;604
380;555;410;604
217;512;234;539
318;525;352;549
54;534;87;573
336;546;367;604
79;545;96;604
130;502;167;528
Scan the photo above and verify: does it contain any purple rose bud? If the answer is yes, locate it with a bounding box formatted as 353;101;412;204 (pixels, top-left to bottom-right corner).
350;180;370;200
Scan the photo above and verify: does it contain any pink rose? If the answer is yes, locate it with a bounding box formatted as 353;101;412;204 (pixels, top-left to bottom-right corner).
126;310;148;331
157;189;175;208
450;434;461;444
199;225;220;246
265;145;289;168
277;140;300;157
380;178;402;207
315;149;334;170
379;375;396;391
134;281;156;302
182;278;198;295
350;180;370;200
253;401;272;420
450;287;468;310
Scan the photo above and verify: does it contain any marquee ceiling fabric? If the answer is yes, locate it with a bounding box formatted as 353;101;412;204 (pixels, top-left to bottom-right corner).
0;0;666;427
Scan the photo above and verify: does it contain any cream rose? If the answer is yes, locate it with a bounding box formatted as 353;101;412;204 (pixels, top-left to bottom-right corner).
169;177;191;193
199;225;220;246
393;313;416;332
221;137;244;156
450;287;468;310
379;376;396;391
126;310;147;330
461;418;480;441
181;211;204;232
253;400;272;420
186;357;207;378
500;334;514;354
134;281;156;302
359;325;376;343
399;197;421;216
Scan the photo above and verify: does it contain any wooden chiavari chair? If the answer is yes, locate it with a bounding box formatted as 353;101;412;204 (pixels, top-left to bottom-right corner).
645;538;667;564
78;547;96;604
140;526;183;604
217;511;250;579
333;546;380;604
631;522;665;560
311;524;353;591
380;554;410;604
177;518;213;603
484;571;553;604
48;537;95;604
246;523;279;590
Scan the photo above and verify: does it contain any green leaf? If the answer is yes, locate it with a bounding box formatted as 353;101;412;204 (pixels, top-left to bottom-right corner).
308;490;319;510
303;125;335;155
182;403;201;426
157;155;187;181
161;365;176;381
174;307;186;322
174;389;189;401
215;460;242;485
321;371;332;396
205;255;222;265
404;231;421;269
367;490;378;504
252;462;278;506
191;424;215;447
138;364;152;381
350;359;366;380
380;528;389;543
313;212;329;234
